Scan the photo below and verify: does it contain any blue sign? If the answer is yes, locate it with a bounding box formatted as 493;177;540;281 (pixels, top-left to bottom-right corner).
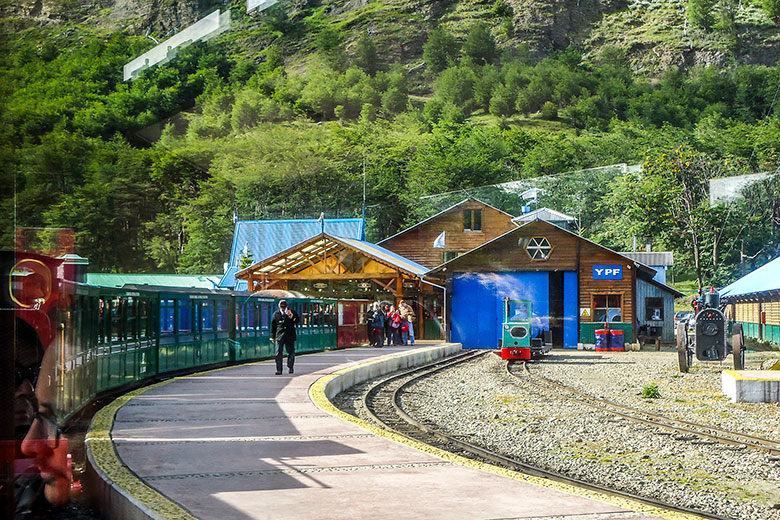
593;265;623;280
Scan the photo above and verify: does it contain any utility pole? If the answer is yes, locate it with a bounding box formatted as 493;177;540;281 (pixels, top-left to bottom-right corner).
361;156;367;240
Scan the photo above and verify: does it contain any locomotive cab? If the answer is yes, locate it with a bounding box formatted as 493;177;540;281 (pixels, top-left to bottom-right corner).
694;308;728;361
499;298;550;360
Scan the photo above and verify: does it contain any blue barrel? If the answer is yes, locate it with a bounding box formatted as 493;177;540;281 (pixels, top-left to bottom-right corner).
595;330;610;351
610;330;625;351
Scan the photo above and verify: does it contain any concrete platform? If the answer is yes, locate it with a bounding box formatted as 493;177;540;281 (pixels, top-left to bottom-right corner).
87;343;680;520
722;369;780;402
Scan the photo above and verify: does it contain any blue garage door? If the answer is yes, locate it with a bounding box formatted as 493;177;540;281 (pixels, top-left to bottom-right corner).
451;272;550;349
563;271;578;349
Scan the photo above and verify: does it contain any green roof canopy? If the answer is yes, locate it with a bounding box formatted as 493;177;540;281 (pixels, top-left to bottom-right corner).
86;273;221;289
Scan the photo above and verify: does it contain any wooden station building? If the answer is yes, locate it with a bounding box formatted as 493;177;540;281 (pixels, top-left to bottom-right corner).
427;219;683;349
379;198;518;268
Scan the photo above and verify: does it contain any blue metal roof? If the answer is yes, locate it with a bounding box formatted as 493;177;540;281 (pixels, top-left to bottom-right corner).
218;219;364;288
720;255;780;298
335;236;430;277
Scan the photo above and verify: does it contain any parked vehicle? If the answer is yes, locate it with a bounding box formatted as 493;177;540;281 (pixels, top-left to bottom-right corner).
674;310;693;332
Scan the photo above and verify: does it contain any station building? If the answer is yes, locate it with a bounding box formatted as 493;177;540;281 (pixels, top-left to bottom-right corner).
230;199;682;349
721;255;780;346
232;232;446;339
426;219;683;349
379;198;518;267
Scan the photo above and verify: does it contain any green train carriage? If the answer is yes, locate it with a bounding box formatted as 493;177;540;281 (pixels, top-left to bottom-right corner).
54;282;337;423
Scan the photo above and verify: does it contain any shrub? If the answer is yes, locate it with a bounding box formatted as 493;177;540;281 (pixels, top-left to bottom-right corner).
541;101;558;120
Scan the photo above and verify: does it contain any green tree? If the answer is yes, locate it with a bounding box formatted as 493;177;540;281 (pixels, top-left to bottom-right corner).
716;0;740;49
239;247;254;269
489;83;515;117
354;32;379;76
763;0;780;22
433;66;477;110
463;22;498;65
423;28;459;75
382;87;408;115
474;65;500;112
263;1;295;35
687;0;716;30
316;25;347;70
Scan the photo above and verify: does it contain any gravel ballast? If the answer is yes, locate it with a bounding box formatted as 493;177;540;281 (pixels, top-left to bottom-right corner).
355;349;780;520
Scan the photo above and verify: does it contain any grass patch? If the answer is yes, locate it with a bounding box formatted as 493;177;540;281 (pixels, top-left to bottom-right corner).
641;382;661;399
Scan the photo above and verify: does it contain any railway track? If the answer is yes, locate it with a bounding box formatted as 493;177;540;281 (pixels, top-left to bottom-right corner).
509;361;780;457
360;351;732;520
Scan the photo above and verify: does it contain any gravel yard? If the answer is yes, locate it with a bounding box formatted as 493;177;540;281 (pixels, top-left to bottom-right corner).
397;349;780;520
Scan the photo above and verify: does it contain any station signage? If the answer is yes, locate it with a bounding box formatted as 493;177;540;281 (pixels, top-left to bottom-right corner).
592;264;623;280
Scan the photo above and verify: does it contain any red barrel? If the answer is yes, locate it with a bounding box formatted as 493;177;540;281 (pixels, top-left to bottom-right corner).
595;330;610;351
610;329;625;351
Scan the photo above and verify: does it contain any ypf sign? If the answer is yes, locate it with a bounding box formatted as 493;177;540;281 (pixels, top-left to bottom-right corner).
592;265;623;280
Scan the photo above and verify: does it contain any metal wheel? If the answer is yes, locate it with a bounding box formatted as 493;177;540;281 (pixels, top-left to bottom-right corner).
677;322;689;373
732;323;745;371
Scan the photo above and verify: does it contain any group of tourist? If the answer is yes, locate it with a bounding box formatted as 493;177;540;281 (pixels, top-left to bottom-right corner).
366;301;416;347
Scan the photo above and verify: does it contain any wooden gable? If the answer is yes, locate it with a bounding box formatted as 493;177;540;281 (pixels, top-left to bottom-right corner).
235;233;430;298
434;220;641;325
380;199;517;268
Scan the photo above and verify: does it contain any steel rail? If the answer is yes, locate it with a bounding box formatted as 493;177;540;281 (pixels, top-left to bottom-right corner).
359;351;731;520
512;361;780;457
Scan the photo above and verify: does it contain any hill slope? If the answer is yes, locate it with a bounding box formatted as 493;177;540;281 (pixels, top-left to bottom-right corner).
4;0;780;73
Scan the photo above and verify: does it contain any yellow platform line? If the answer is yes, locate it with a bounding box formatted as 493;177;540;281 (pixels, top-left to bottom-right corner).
308;359;710;520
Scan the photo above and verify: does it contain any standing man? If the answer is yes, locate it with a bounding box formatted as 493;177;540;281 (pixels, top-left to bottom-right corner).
271;300;300;375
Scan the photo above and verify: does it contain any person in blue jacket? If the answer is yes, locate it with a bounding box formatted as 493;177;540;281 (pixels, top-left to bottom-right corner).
368;302;385;347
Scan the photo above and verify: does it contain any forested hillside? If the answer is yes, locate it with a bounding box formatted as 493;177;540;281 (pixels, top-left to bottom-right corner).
2;0;779;290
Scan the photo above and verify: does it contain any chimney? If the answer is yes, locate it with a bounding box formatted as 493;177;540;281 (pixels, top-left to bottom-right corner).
632;235;637;252
645;236;652;253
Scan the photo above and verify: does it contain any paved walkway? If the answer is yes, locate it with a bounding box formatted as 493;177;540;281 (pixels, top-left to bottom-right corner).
107;344;671;519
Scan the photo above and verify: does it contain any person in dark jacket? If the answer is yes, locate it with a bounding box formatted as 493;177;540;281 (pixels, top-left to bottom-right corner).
271;300;300;375
382;303;392;346
368;302;384;347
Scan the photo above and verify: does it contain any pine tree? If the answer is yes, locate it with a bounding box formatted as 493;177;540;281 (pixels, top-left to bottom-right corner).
463;22;497;65
687;0;716;31
423;28;458;75
239;248;254;269
354;32;379;76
